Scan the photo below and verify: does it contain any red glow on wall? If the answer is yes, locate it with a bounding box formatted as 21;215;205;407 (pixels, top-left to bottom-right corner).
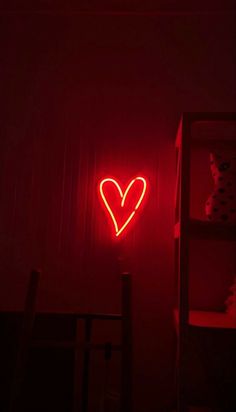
99;176;147;237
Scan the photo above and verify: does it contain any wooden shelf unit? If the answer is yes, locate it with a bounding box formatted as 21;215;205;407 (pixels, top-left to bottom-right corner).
174;112;236;412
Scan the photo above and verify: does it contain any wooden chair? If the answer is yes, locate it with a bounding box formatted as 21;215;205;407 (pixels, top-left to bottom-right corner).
9;271;132;412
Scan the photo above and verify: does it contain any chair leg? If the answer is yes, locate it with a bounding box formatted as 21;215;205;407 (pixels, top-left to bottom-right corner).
121;273;132;412
81;317;92;412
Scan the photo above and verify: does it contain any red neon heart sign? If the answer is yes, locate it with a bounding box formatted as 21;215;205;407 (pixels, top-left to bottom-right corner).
99;177;147;237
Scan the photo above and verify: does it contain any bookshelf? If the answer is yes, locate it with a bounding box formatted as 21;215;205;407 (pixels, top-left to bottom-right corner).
174;112;236;412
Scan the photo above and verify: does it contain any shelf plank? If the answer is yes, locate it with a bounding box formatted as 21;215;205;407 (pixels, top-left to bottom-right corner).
191;138;236;150
176;113;236;150
190;219;236;241
175;219;236;241
182;112;236;123
174;309;236;330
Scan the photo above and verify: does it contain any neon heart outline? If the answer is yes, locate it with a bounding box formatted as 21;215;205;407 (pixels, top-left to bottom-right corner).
99;176;147;237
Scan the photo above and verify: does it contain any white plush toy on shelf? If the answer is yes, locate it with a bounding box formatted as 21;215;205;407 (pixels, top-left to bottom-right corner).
205;152;236;222
225;277;236;319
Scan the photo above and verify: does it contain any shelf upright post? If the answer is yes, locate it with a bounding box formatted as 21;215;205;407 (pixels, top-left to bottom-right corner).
177;113;191;412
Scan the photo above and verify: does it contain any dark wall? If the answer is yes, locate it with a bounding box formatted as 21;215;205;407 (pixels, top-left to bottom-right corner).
0;6;236;411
